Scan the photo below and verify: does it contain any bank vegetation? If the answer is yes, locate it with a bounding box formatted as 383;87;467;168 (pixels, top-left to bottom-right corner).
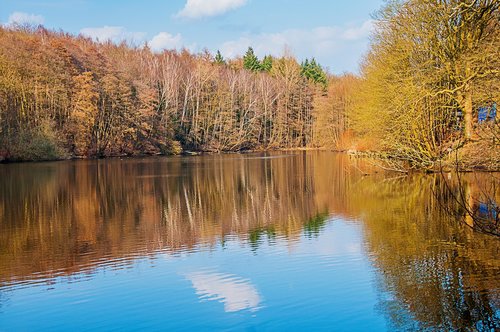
352;0;499;171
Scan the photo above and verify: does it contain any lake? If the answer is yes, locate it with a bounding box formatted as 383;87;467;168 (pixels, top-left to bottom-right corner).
0;151;499;331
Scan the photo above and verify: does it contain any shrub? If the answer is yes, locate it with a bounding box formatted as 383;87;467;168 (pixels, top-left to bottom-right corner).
8;126;66;161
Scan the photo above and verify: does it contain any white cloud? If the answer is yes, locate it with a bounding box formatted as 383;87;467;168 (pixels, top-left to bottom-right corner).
149;32;183;52
186;271;261;312
80;26;146;44
7;12;45;26
176;0;247;19
79;27;184;52
341;20;374;40
219;20;375;74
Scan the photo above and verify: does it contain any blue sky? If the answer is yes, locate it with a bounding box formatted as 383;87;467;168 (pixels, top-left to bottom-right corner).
1;0;384;74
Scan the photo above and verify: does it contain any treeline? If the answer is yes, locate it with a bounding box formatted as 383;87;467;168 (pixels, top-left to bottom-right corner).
0;26;331;161
352;0;500;170
3;0;494;169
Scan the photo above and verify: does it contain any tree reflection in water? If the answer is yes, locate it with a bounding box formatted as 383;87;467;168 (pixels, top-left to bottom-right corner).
0;152;499;330
356;174;500;330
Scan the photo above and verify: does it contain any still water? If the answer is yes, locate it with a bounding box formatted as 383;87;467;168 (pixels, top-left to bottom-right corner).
0;152;499;331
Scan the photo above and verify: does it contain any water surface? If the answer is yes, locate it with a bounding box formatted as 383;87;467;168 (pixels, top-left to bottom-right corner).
0;152;499;331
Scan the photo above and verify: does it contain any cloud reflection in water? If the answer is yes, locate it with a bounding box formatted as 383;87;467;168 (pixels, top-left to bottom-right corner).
185;271;262;313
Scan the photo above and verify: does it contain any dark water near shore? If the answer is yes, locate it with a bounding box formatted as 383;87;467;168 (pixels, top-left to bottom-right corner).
0;152;499;331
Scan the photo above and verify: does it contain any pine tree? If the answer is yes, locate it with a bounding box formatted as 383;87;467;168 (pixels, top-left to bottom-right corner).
214;50;225;65
243;47;261;72
300;58;327;88
300;59;310;77
261;55;273;72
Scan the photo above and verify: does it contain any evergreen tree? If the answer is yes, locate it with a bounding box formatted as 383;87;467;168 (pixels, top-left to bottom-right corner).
261;55;273;72
300;58;328;88
243;47;261;72
300;59;310;77
214;50;225;65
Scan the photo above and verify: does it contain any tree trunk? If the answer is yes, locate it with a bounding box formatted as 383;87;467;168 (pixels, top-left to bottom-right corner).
463;85;473;140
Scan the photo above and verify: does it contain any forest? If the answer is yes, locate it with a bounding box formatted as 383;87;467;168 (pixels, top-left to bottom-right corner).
0;0;498;171
0;26;333;160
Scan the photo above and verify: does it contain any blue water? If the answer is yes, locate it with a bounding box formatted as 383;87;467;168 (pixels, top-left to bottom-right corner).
1;220;388;331
0;152;499;331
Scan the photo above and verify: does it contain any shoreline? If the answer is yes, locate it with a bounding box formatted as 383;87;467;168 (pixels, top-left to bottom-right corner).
0;147;331;165
2;147;499;173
